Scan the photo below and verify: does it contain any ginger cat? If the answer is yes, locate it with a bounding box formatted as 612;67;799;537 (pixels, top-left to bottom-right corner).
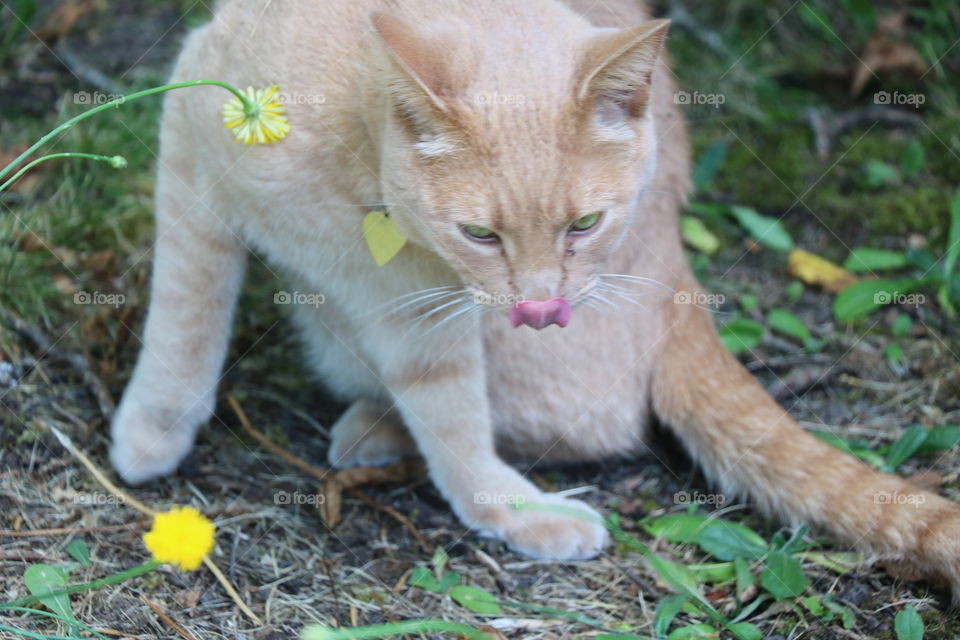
109;0;960;597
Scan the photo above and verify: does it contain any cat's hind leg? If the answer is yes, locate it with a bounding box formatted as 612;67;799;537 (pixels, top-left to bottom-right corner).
327;399;417;468
109;152;246;484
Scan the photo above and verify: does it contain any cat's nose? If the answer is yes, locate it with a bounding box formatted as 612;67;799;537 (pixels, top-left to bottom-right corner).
509;298;571;330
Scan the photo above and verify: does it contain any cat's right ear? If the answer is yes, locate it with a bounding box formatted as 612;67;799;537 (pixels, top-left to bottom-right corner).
371;12;457;116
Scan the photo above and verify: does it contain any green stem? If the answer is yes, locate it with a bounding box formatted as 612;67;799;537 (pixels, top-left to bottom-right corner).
302;621;493;640
0;79;251;184
1;607;112;640
0;153;125;193
0;561;161;609
0;623;77;640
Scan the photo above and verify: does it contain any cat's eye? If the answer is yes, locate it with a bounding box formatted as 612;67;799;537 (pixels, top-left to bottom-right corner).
462;224;499;242
569;212;602;233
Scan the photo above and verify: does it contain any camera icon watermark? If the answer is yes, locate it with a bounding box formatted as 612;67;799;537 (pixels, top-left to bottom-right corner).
473;491;526;506
874;91;925;108
274;291;326;308
674;91;725;108
873;291;925;307
875;491;925;506
274;491;325;506
673;291;725;307
74;291;125;308
674;491;726;506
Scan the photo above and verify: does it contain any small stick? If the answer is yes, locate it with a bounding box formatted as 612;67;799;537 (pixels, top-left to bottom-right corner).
140;595;200;640
0;522;148;537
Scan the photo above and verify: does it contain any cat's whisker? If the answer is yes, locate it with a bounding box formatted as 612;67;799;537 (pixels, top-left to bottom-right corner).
362;286;461;320
402;295;472;339
415;299;480;340
595;285;653;311
598;273;676;294
595;282;661;298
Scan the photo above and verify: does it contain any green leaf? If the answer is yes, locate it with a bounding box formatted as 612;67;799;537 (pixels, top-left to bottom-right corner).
719;318;764;354
916;426;960;454
688;562;736;583
729;206;793;252
448;585;500;615
882;425;929;471
667;624;717;640
902;141;925;176
644;514;710;543
944;187;960;280
864;160;899;187
766;308;809;341
695;522;768;561
843;248;909;272
648;554;720;621
801;596;825;616
726;622;762;640
23;564;76;624
785;281;804;303
654;594;687;638
833;278;920;322
681;216;720;254
797;3;835;40
437;571;460;593
65;539;90;568
734;557;754;596
740;294;759;312
891;314;912;337
692;141;728;192
894;604;923;640
760;551;808;600
408;567;441;592
885;343;903;365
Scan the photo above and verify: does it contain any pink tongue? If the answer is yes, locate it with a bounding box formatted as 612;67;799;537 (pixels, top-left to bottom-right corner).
509;298;571;330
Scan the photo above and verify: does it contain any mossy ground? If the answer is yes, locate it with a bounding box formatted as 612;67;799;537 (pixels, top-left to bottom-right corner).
1;1;958;638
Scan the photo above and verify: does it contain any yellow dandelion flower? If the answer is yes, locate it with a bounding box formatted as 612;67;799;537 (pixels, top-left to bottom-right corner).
143;506;215;571
222;85;290;145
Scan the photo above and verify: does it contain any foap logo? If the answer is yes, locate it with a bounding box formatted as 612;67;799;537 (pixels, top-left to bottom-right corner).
274;491;326;506
474;491;526;506
73;91;124;106
275;91;326;106
274;291;326;308
674;491;726;506
875;491;925;506
873;291;925;307
674;90;725;108
74;291;125;308
874;91;925;108
673;291;725;307
473;292;525;306
474;92;527;106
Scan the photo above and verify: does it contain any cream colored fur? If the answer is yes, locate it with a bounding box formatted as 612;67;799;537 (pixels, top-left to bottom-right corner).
110;0;960;592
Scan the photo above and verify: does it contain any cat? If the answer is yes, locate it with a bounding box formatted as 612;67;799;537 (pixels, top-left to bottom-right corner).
109;0;960;598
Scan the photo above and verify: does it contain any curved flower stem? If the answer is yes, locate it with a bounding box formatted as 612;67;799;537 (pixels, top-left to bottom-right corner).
302;621;494;640
0;79;251;184
0;152;125;193
1;606;113;640
0;561;161;609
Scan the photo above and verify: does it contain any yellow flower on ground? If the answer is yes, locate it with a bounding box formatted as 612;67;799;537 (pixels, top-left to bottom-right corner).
222;85;290;145
143;506;215;571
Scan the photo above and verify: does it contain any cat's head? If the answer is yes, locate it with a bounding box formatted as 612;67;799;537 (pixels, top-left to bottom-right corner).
372;11;669;329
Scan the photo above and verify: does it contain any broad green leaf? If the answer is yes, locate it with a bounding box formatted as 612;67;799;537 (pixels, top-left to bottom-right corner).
692;141;728;192
916;426;960;454
653;594;687;638
437;571;460;593
843;248;908;273
882;425;929;471
66;539;90;568
894;604;923;640
944;187;960;280
695;522;768;561
729;206;793;252
833;278;920;322
760;551;808;600
448;585;500;615
902;141;924;176
719;318;764;354
864;160;899;187
766;308;809;341
891;314;912;337
667;624;716;640
644;514;710;543
681;216;720;254
23;564;76;624
688;562;736;583
801;596;825;616
408;566;441;592
726;622;762;640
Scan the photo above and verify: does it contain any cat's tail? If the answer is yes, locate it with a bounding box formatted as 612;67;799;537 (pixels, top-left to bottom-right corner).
652;292;960;601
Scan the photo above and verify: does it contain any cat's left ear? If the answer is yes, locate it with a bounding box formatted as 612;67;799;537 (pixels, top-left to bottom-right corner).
578;19;670;119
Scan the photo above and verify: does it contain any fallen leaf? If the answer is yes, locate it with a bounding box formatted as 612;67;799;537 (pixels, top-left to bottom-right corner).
851;11;926;96
788;248;858;293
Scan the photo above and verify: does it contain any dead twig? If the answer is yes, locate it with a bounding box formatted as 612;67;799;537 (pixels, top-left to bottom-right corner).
140;595;200;640
0;522;148;537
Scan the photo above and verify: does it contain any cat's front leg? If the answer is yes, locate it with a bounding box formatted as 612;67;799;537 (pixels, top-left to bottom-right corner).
382;339;609;559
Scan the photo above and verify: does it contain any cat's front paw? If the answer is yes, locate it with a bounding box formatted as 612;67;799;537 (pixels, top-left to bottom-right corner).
475;493;609;560
328;400;417;468
109;393;205;485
